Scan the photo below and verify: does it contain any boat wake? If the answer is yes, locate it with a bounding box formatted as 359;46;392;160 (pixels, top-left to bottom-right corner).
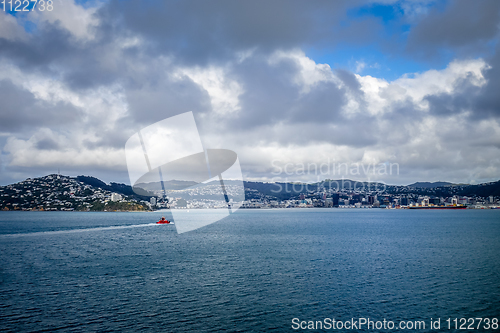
0;223;167;238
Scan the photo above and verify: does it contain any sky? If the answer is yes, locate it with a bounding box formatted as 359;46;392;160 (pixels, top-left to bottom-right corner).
1;0;500;186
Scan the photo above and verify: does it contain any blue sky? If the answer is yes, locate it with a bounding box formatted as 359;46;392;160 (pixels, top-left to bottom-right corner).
306;43;435;81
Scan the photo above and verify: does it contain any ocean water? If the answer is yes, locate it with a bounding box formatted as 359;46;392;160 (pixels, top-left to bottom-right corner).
1;209;499;332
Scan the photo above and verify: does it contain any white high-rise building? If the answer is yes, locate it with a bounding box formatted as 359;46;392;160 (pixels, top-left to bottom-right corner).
111;193;122;202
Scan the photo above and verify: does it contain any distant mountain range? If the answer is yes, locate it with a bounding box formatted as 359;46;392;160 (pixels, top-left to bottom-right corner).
134;179;245;192
244;179;500;200
90;176;500;199
135;180;198;191
407;181;454;188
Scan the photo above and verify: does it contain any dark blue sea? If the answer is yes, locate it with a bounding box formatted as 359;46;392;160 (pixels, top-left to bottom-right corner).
1;209;499;332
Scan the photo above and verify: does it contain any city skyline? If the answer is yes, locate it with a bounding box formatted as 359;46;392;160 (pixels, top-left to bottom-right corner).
1;1;500;186
1;172;498;213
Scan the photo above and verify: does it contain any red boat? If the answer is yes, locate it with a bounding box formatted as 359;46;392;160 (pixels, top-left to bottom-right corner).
157;217;171;224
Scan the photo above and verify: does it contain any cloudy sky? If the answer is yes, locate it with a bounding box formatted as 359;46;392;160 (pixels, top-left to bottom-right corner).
1;0;500;186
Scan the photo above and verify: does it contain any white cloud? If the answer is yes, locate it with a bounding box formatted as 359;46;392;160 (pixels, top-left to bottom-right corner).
392;59;488;104
269;50;336;94
0;62;128;128
355;60;366;73
354;58;488;116
356;74;390;116
28;0;99;40
0;62;130;174
176;65;243;115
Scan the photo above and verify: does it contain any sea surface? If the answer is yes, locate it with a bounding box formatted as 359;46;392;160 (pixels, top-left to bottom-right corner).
1;209;499;332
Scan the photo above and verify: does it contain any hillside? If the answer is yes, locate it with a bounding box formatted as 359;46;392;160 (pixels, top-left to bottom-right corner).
458;181;500;197
76;176;154;200
0;175;150;211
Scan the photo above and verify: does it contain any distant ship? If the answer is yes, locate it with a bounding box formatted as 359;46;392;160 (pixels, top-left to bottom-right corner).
408;205;467;210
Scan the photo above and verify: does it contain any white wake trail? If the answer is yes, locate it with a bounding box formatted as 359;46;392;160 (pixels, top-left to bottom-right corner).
0;223;165;238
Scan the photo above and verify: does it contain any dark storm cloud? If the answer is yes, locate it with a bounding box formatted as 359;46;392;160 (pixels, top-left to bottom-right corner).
96;0;375;65
257;117;379;148
35;137;61;150
219;55;350;132
228;55;302;128
328;117;380;147
290;81;347;124
335;69;362;91
474;45;500;118
0;23;74;70
334;68;365;107
124;75;212;126
424;72;481;117
0;21;125;90
407;0;500;57
0;79;83;132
